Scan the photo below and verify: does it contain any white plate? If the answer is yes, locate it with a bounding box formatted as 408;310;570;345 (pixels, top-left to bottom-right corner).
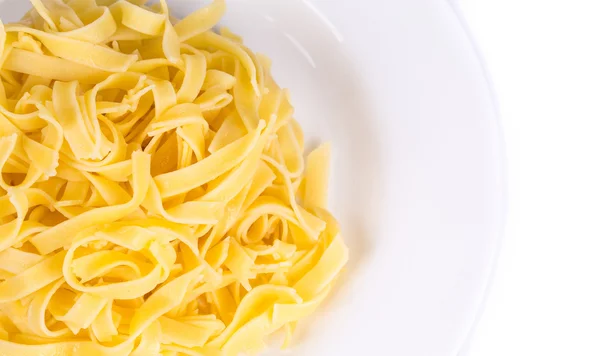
0;0;506;355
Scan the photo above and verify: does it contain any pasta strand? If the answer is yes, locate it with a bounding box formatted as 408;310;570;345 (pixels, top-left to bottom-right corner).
0;0;349;355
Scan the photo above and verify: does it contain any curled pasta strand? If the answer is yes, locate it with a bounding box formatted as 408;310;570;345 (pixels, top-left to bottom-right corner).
0;1;349;355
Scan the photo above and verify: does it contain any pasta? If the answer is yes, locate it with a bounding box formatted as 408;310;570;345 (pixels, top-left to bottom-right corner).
0;0;348;355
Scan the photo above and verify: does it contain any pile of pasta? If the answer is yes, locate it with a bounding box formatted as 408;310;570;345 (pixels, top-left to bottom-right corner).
0;0;349;355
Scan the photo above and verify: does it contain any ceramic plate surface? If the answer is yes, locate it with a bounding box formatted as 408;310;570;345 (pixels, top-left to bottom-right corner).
0;1;505;355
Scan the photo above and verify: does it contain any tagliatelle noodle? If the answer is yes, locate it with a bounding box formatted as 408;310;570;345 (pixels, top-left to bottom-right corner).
0;0;349;355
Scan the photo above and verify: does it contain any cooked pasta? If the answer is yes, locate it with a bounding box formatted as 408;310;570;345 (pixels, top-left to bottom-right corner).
0;0;348;355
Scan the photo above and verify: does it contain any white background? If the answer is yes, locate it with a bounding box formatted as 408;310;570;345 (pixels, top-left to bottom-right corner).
459;1;600;355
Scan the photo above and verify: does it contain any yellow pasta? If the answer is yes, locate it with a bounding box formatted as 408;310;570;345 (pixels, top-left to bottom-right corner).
0;0;349;355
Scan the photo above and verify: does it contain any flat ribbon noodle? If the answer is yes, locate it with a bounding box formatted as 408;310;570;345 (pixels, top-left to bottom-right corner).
0;0;349;355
